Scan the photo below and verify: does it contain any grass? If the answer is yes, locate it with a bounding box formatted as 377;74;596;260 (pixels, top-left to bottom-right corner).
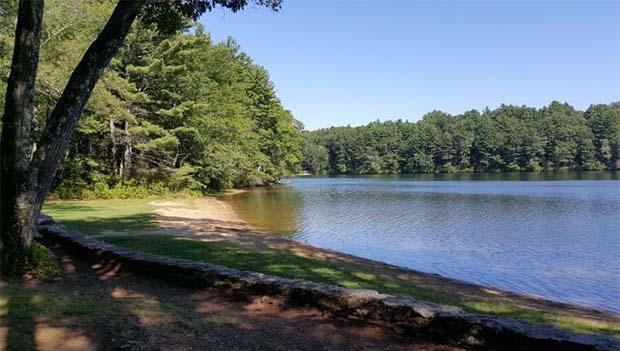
100;235;620;336
462;301;620;336
102;236;454;304
0;282;117;322
0;277;195;350
44;199;157;235
0;281;114;350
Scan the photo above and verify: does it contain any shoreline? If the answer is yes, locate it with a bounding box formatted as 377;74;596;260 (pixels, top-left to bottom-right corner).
215;194;620;317
94;196;619;329
43;195;620;335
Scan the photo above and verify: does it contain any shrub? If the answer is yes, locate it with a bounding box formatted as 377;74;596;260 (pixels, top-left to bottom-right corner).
26;243;61;281
53;179;195;200
583;161;606;171
507;162;522;172
440;163;458;173
526;160;543;172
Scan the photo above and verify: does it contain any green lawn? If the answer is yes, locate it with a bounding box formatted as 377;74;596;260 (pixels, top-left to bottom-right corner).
101;235;620;336
0;280;117;350
44;199;157;235
0;274;209;350
0;282;116;320
103;236;455;304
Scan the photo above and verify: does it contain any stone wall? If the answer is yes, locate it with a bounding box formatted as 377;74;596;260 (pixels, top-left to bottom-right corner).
36;222;619;351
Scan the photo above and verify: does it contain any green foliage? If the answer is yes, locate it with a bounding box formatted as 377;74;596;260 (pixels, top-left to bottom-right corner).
301;140;329;174
140;0;282;35
584;103;620;169
109;32;303;192
304;102;620;174
55;180;177;200
0;0;303;199
25;243;60;281
0;0;17;117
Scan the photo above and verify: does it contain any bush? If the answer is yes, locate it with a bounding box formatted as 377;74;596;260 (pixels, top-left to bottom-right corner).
441;163;458;173
53;179;194;200
26;243;61;281
526;160;543;172
507;162;522;172
583;161;606;171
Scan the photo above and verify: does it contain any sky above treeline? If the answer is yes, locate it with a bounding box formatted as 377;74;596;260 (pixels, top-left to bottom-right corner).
200;0;620;130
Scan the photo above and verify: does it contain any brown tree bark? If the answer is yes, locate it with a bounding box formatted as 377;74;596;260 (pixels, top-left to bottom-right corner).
0;0;44;275
30;0;144;217
1;0;144;275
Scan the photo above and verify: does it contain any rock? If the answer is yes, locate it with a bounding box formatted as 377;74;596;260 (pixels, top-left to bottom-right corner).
36;213;55;225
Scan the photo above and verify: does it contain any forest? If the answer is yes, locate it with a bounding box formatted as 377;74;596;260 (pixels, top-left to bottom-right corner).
302;102;620;175
2;1;619;200
0;0;303;199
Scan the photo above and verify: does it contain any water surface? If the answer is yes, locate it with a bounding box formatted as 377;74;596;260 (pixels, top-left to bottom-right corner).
223;172;620;312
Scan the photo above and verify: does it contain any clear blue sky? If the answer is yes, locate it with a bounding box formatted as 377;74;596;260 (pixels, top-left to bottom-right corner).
199;0;620;130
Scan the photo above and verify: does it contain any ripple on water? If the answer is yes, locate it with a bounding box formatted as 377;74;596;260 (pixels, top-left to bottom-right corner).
225;174;620;312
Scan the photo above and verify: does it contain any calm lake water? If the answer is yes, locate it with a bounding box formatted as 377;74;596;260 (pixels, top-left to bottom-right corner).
223;172;620;312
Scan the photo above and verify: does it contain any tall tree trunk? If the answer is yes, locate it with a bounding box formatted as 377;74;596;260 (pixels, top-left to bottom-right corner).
120;120;131;179
110;117;118;174
30;0;144;217
0;0;44;275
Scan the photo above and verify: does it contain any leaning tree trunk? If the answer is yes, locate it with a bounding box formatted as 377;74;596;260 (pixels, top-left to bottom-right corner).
0;0;44;275
30;0;144;217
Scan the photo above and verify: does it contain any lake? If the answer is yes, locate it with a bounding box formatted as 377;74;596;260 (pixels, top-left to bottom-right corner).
223;172;620;312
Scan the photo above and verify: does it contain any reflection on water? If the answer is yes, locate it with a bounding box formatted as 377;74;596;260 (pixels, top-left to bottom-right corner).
223;172;620;312
226;187;302;235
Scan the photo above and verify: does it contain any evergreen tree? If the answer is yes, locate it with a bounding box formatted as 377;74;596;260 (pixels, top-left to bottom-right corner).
303;102;619;175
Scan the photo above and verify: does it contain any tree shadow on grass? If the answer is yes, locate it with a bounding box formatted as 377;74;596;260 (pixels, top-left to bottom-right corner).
0;244;154;351
0;280;36;351
50;247;157;350
0;276;97;350
42;203;101;212
44;213;157;236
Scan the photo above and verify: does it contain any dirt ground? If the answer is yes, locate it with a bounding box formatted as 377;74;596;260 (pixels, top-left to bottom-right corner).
0;245;463;351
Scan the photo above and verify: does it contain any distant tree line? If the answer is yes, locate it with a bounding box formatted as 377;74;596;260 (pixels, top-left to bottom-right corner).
302;102;620;175
1;0;302;199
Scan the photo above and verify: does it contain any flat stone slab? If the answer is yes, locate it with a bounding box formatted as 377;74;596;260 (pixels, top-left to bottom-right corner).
36;218;620;351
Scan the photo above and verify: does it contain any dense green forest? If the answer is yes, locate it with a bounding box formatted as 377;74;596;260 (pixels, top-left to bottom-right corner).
302;102;620;175
0;0;303;199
